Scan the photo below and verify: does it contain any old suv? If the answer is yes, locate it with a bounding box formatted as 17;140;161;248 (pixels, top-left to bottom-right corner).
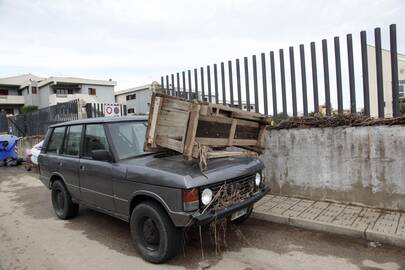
38;116;269;263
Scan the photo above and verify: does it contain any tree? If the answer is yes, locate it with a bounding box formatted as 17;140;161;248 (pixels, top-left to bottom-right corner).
20;105;38;114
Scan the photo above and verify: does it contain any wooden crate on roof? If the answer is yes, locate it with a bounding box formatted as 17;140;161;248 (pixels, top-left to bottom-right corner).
144;92;271;161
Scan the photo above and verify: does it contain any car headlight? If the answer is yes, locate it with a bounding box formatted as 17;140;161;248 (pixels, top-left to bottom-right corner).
255;172;262;187
201;188;213;206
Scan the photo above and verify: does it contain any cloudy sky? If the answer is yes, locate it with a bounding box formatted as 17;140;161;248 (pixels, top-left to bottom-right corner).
0;0;404;113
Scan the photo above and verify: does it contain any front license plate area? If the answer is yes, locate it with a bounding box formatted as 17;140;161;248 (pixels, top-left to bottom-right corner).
231;207;248;221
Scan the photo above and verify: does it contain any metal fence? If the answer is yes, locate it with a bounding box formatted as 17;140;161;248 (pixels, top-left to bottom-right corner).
7;100;79;137
0;112;8;133
160;24;400;119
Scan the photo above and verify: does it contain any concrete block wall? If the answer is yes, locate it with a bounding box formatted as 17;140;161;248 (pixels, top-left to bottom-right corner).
261;126;405;211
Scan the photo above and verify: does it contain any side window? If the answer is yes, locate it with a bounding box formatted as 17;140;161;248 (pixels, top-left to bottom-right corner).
63;125;83;156
46;127;66;154
83;124;109;158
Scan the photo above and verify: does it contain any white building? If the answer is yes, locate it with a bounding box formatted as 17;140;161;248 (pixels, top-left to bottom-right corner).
0;74;116;115
114;83;159;115
368;46;405;117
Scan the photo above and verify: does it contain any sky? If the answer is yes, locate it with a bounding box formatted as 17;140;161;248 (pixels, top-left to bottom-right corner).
0;0;404;113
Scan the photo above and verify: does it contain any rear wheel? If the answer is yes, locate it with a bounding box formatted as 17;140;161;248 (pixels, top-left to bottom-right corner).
51;180;79;219
130;201;182;263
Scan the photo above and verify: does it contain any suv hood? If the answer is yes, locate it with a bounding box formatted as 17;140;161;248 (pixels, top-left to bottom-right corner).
119;153;264;189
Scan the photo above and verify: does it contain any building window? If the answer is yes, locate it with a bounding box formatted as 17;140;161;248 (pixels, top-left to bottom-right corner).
0;89;8;95
88;88;96;96
127;108;135;114
399;80;405;99
54;89;73;95
32;87;37;94
126;94;136;100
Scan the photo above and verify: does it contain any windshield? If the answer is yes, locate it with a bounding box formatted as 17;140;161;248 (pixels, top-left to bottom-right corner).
108;121;147;159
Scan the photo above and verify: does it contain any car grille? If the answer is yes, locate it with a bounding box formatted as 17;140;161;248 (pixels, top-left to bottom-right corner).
200;174;255;210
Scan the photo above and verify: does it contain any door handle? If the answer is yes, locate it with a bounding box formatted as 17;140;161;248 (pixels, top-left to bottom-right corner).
58;161;62;167
80;165;85;171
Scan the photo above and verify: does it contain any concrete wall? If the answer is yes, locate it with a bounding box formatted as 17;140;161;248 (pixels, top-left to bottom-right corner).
81;84;115;104
262;126;405;211
115;88;152;114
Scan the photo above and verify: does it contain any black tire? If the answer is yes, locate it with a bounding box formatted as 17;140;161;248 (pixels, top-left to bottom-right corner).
230;205;253;225
130;201;182;263
51;180;79;219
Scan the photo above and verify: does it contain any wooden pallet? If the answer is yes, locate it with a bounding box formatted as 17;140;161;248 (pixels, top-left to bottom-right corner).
144;92;271;160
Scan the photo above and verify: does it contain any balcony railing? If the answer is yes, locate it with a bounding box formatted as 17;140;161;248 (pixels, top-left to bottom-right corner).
0;95;25;105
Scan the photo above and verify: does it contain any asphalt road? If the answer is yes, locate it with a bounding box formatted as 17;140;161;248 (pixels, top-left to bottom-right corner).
1;167;405;270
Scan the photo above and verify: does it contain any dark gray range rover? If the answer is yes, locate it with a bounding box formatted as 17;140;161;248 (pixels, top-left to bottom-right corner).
38;116;269;263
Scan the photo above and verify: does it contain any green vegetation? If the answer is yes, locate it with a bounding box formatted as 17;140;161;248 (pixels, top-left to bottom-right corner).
20;105;38;114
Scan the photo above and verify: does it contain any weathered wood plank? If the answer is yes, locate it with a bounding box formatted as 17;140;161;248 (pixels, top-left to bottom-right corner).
156;135;183;152
207;151;258;159
147;96;162;147
195;137;258;146
184;104;200;158
228;119;237;145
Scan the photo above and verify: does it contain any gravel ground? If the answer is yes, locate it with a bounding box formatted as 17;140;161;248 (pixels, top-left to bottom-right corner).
1;167;404;270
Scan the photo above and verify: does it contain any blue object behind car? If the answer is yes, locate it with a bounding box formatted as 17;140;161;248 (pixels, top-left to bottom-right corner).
0;134;19;166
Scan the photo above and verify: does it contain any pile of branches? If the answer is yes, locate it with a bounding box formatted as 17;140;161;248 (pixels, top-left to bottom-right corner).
270;114;405;130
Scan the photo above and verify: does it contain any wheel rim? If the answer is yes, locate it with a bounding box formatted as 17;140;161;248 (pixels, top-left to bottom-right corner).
141;217;160;251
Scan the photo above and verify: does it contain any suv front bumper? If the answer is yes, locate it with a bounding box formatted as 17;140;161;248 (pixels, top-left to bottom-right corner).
191;186;271;225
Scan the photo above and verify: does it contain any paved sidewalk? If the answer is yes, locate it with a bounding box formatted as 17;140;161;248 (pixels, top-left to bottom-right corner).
252;194;405;248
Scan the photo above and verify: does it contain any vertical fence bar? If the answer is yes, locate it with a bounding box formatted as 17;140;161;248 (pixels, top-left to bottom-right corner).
160;76;164;94
214;64;219;104
182;71;186;98
194;68;199;100
261;53;269;115
200;67;205;101
165;75;169;96
252;55;259;113
221;62;226;105
171;74;175;96
360;31;370;116
236;59;242;109
244;57;251;111
390;24;399;117
300;44;308;116
322;39;331;116
187;70;192;99
334;37;343;114
270;51;277;118
347;34;356;113
176;72;180;97
375;27;384;118
228;60;234;106
207;65;212;102
310;42;319;113
289;47;297;116
279;49;287;117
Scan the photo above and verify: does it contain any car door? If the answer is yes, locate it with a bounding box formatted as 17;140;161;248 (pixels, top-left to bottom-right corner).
79;124;114;211
58;125;83;200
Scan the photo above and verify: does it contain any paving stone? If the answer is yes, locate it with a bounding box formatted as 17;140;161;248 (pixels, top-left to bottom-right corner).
282;199;314;217
268;197;301;215
332;206;363;227
270;195;289;204
369;211;400;235
396;214;405;237
255;195;273;207
297;201;330;220
351;208;381;231
315;204;346;223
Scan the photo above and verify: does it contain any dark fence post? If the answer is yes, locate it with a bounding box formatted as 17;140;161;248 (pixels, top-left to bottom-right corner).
360;31;370;116
300;44;308;116
261;53;269;115
310;42;319;113
194;68;199;99
200;67;205;101
244;57;250;111
188;70;192;99
279;49;287;118
322;39;331;116
160;76;164;93
214;64;219;103
207;65;212;102
270;51;278;119
375;27;385;118
182;71;186;98
221;62;226;105
171;74;175;96
252;55;259;113
347;34;356;113
228;60;234;106
334;37;343;114
390;24;399;117
289;47;298;116
236;59;242;109
176;72;180;97
165;75;169;96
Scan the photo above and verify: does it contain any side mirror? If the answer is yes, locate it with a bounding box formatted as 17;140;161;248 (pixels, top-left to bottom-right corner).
91;149;112;162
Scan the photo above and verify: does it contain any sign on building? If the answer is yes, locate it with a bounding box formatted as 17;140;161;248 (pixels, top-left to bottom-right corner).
104;104;121;117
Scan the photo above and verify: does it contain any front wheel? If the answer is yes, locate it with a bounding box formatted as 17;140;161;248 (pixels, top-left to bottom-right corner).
130;201;182;263
51;180;79;219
